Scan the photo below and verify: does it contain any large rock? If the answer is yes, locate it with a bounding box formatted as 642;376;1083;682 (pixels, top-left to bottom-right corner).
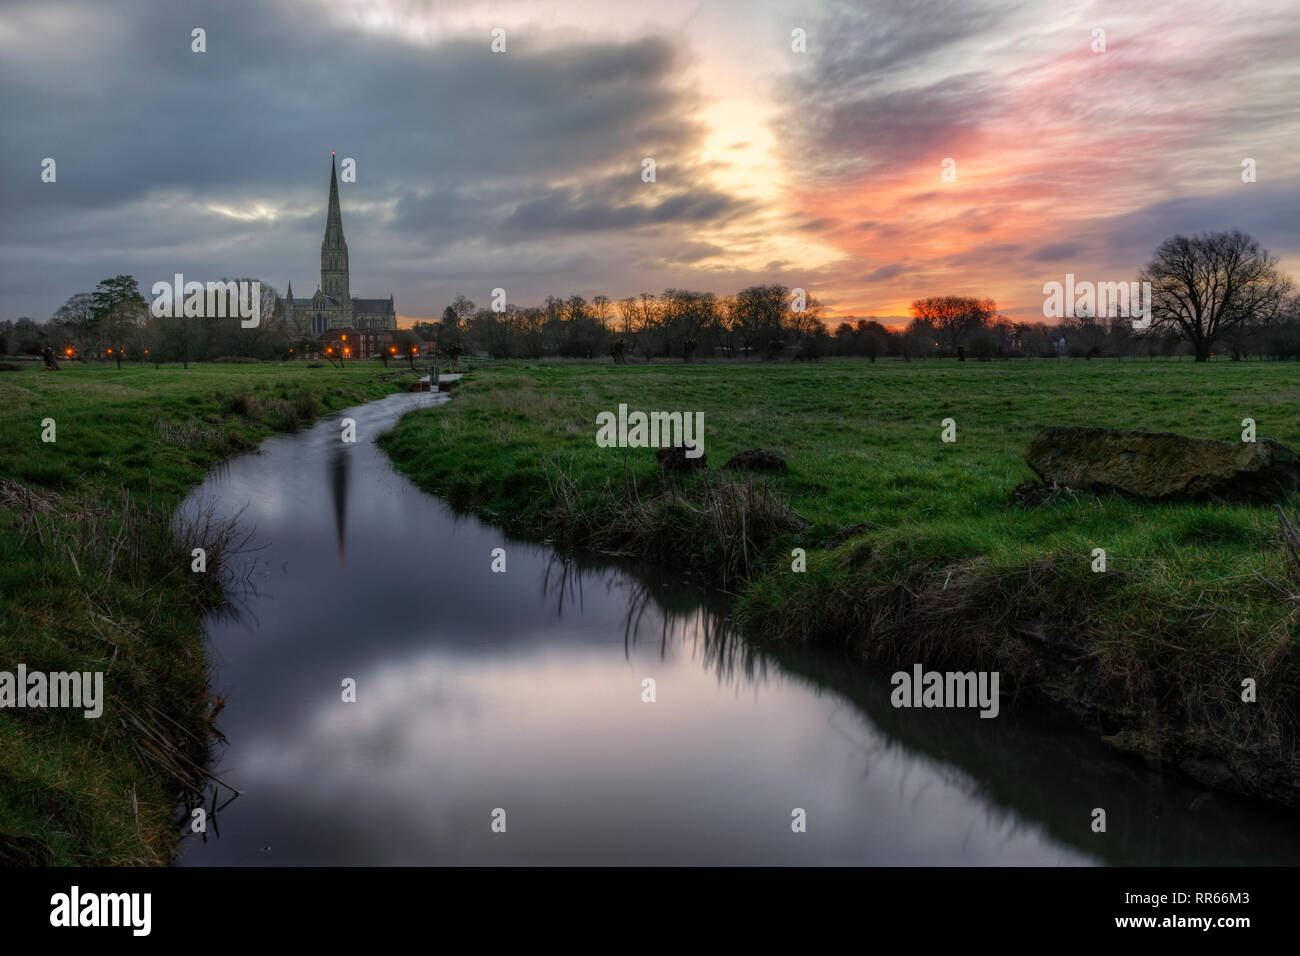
1025;426;1300;502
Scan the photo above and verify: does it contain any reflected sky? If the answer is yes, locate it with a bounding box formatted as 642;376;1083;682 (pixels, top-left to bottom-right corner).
176;392;1300;865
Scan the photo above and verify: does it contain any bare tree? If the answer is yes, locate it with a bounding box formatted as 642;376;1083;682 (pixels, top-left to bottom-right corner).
1064;305;1107;359
731;285;787;358
565;295;589;322
660;289;718;360
1140;230;1293;362
787;293;827;349
616;296;638;337
909;296;998;355
616;292;660;360
52;293;98;349
451;295;476;326
591;294;612;329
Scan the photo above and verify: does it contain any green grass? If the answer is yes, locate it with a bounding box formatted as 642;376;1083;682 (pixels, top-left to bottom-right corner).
381;358;1300;805
0;361;418;864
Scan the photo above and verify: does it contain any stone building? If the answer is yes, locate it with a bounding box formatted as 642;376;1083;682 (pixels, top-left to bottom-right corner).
283;154;397;336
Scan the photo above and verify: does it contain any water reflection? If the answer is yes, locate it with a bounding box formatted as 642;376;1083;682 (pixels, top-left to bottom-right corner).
176;391;1300;866
330;444;350;569
541;554;1300;866
541;551;757;681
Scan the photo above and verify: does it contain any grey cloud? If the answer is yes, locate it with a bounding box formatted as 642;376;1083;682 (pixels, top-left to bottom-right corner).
864;264;904;281
500;185;753;234
775;0;1013;182
0;0;745;319
1029;242;1083;262
1092;186;1300;272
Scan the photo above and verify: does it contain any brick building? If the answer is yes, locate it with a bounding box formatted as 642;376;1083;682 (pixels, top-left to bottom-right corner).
322;327;394;359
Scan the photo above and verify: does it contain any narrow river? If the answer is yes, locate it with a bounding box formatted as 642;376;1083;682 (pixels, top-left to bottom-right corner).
176;390;1300;865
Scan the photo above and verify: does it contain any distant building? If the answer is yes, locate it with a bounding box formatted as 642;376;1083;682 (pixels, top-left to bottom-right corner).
323;327;394;359
283;155;397;336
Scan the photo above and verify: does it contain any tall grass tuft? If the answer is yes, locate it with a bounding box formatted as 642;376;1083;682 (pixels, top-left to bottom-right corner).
541;455;807;588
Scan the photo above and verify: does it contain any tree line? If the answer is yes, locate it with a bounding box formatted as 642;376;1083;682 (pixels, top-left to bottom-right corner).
5;230;1297;364
409;285;830;362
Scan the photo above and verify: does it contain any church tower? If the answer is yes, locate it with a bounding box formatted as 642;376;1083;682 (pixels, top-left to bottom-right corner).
285;153;393;337
320;153;350;303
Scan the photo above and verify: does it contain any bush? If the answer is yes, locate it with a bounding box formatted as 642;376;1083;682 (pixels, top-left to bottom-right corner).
265;406;302;432
218;392;255;417
292;390;320;419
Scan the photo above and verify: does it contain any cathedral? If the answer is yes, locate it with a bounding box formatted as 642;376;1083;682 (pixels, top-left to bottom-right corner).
283;154;397;335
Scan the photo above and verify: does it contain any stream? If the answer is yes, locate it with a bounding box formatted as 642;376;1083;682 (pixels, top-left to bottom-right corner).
175;390;1300;865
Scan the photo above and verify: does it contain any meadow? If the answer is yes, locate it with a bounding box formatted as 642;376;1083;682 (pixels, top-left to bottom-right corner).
2;355;1298;865
0;362;416;863
381;358;1300;805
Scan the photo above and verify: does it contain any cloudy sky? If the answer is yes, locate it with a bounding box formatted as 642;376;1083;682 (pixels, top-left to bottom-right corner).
2;0;1297;326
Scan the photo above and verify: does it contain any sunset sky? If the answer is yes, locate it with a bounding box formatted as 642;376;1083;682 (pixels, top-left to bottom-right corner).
2;0;1297;327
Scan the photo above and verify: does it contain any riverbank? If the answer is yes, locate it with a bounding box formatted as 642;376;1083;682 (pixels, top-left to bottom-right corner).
0;363;418;864
379;359;1300;809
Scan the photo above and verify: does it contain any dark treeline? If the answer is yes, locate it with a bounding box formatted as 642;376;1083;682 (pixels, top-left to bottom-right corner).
831;308;1300;362
409;285;830;362
0;276;295;366
7;230;1298;364
1;281;837;364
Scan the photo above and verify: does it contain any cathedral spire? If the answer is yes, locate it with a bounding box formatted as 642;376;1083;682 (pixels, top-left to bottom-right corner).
327;152;342;231
320;152;350;303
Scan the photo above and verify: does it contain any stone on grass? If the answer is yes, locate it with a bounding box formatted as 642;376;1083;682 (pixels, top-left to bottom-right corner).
1025;426;1300;503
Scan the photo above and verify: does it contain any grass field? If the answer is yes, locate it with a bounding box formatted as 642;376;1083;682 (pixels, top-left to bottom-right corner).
0;362;417;864
2;356;1297;864
381;358;1300;806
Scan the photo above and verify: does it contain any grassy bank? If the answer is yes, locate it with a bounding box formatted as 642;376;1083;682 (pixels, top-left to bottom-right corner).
380;359;1300;806
0;362;417;864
